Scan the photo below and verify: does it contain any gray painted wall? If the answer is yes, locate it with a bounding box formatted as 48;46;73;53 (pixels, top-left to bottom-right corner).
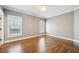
4;8;79;42
46;11;74;39
74;9;79;41
4;9;43;41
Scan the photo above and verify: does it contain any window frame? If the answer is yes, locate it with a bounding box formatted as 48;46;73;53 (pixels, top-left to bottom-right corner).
7;14;22;38
40;19;45;34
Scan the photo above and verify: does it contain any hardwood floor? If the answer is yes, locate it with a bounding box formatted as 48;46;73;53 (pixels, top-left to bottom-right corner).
0;35;79;53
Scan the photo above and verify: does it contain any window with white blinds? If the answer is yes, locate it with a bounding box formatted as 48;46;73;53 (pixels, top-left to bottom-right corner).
8;15;22;37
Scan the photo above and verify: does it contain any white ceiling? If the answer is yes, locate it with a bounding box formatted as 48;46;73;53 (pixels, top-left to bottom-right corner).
3;5;79;19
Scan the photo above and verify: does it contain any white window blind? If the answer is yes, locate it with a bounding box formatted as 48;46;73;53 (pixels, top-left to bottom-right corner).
8;15;22;37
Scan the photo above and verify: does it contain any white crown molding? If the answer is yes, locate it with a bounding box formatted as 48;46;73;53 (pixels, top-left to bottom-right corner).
47;6;79;19
74;6;79;11
47;9;74;19
2;5;79;19
2;5;44;19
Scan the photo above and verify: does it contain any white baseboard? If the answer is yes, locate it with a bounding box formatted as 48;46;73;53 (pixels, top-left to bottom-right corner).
4;34;45;44
46;34;79;44
3;34;79;45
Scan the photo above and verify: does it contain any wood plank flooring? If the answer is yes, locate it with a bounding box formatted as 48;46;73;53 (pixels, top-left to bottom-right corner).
0;35;79;53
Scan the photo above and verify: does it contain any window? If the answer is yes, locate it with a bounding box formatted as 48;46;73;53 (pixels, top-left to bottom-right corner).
8;15;22;37
40;20;45;33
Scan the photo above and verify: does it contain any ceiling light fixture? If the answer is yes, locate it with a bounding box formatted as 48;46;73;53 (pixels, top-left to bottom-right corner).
40;5;48;12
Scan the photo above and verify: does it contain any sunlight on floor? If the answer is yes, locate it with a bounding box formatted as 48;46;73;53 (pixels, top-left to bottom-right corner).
8;45;22;53
38;37;46;53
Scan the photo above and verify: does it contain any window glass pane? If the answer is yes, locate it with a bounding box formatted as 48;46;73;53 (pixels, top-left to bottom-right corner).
40;20;45;33
8;15;22;37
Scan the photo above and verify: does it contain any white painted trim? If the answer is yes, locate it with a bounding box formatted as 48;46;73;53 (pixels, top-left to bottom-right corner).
0;7;4;45
4;34;45;44
3;34;79;45
46;34;79;43
2;5;79;19
74;6;79;11
47;9;75;19
2;6;44;19
47;6;79;19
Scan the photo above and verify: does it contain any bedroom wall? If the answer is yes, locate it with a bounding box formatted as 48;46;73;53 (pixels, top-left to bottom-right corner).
4;9;43;41
46;11;74;39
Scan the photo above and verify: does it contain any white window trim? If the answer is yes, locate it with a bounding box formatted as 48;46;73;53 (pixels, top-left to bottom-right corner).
7;14;22;38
